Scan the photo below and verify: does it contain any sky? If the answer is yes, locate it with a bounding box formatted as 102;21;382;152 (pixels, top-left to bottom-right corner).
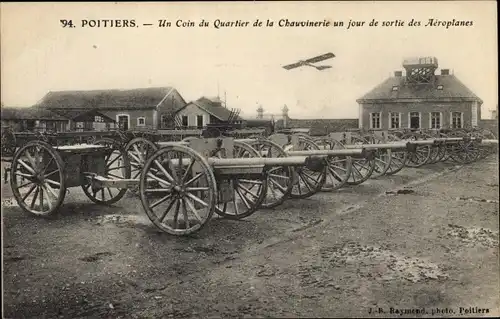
1;1;498;119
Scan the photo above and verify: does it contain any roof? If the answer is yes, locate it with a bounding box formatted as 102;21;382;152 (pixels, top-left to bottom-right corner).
0;106;68;121
36;87;176;110
357;74;483;103
187;97;244;122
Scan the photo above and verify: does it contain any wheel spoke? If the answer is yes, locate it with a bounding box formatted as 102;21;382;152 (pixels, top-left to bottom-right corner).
45;179;60;187
159;197;177;222
22;184;37;201
151;194;173;209
17;159;36;175
30;187;40;209
154;160;175;184
184;198;202;222
186;192;208;207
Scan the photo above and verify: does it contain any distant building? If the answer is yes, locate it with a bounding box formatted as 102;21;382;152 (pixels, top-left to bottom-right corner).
175;97;244;129
490;108;498;120
0;106;69;132
357;57;483;130
36;87;187;130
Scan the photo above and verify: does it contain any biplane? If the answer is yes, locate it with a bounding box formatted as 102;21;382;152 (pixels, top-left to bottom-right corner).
282;52;335;71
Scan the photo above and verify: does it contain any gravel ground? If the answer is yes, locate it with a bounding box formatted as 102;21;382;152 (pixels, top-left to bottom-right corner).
2;155;499;318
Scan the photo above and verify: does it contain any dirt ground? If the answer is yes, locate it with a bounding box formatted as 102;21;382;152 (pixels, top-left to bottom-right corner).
2;155;499;318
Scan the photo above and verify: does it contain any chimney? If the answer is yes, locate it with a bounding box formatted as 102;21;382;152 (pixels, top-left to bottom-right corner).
441;69;450;75
394;71;403;77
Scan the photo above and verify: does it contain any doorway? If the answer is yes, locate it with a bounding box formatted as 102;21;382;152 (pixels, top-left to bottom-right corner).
117;115;129;130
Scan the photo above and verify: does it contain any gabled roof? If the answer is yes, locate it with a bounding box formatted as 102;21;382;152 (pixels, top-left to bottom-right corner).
187;97;244;122
1;106;68;121
36;87;177;110
357;75;483;103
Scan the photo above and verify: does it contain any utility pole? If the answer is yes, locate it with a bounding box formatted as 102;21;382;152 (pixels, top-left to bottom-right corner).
224;91;227;108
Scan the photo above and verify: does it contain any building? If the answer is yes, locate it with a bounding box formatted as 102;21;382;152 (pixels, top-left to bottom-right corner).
36;87;187;130
175;96;244;129
357;57;483;130
0;106;69;132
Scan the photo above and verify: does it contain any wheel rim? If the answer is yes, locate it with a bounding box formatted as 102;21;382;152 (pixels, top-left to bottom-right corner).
10;141;66;216
140;145;216;235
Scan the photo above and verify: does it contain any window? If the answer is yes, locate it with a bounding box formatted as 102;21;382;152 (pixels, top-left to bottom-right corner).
370;112;381;129
137;117;146;126
430;112;441;129
437;85;444;90
181;115;188;127
409;112;420;129
451;112;463;128
392;86;399;91
196;115;204;129
389;112;401;129
94;116;104;122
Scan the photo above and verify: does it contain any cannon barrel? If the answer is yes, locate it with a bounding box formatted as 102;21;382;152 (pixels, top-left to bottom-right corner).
481;139;498;145
286;148;366;157
343;142;411;150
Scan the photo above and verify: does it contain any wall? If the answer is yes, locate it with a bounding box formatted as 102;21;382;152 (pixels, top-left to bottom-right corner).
157;89;188;128
101;109;155;130
175;103;211;127
360;101;473;129
276;118;359;135
479;119;498;138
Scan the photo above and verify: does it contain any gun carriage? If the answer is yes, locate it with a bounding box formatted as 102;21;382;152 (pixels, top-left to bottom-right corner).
3;121;496;237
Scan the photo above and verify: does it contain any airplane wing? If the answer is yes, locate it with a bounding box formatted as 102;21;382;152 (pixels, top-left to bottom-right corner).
315;65;332;71
282;61;305;70
304;52;335;64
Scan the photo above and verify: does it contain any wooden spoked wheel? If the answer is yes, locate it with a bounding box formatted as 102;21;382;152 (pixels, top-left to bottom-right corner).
313;137;352;191
139;145;217;235
384;133;408;175
346;135;376;185
402;134;432;168
364;135;392;178
419;133;441;164
82;138;131;205
448;138;481;164
248;139;294;208
125;137;159;195
289;137;326;199
10;141;66;217
214;141;268;220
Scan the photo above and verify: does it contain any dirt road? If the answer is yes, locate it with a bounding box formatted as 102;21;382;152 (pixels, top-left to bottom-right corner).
2;156;499;318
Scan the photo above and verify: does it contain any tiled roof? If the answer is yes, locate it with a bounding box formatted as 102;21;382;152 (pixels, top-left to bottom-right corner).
357;75;482;103
1;106;68;121
37;87;176;110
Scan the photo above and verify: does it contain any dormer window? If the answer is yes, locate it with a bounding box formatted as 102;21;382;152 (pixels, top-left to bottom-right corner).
392;86;399;91
437;85;444;90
